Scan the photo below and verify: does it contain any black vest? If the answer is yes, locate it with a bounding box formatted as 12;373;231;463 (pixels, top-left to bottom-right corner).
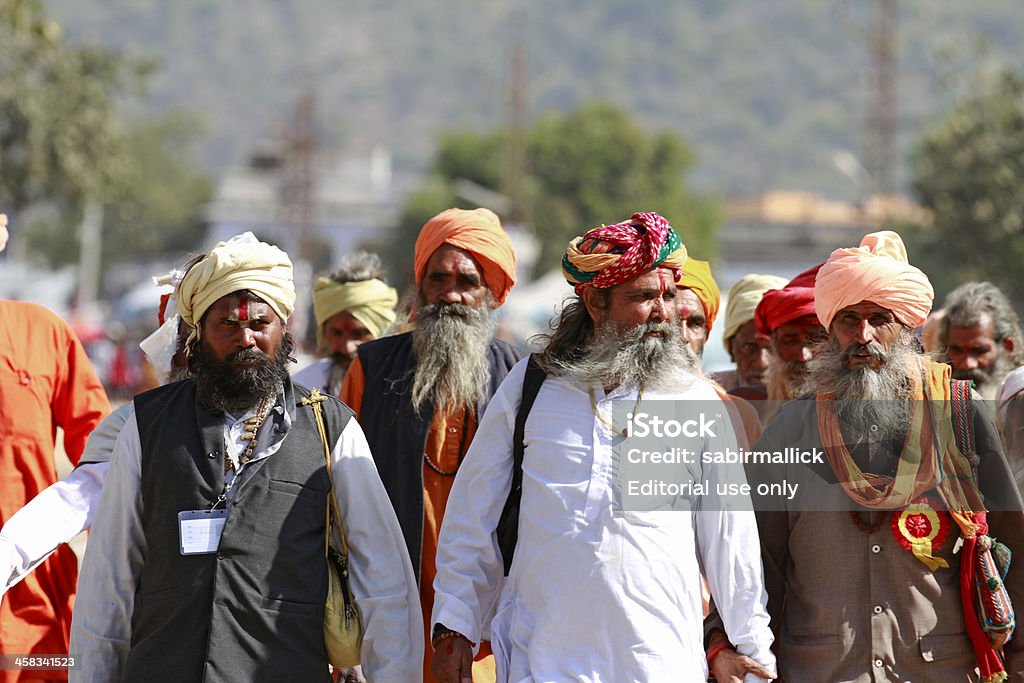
355;331;523;578
125;380;350;683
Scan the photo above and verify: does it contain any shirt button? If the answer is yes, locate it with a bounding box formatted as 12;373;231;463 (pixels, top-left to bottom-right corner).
873;605;883;614
208;451;217;459
870;424;879;432
874;658;884;668
448;427;457;434
871;544;881;553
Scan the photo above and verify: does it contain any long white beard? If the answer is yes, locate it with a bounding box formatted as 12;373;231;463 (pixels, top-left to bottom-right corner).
411;301;495;414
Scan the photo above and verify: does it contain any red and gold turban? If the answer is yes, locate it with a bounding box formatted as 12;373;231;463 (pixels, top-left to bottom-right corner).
815;230;933;330
754;263;823;335
414;207;517;306
676;258;720;332
562;211;687;295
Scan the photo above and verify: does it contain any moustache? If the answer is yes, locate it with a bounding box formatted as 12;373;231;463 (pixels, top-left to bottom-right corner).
952;368;989;384
842;342;888;363
226;348;273;364
421;302;479;319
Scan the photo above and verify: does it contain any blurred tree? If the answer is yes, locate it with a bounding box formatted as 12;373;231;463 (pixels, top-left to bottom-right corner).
1;0;211;286
385;103;719;283
909;68;1024;306
0;0;148;215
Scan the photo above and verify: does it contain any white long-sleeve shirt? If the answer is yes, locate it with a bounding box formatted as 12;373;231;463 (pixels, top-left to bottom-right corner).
432;358;775;682
0;403;131;597
70;394;422;683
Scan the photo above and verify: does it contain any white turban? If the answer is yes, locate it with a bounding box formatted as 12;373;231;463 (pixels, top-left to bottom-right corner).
175;232;295;338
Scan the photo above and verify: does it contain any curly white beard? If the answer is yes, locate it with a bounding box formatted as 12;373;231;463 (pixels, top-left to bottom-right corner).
411;298;496;415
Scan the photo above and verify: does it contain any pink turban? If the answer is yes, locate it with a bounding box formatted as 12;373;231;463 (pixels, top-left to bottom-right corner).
754;264;823;335
414;207;517;306
815;230;934;330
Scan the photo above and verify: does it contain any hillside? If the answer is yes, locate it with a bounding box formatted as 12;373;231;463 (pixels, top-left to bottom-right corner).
44;0;1024;199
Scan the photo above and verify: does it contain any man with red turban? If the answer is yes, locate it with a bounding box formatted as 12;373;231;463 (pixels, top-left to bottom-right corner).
710;230;1024;682
754;263;827;404
340;207;521;682
432;211;775;683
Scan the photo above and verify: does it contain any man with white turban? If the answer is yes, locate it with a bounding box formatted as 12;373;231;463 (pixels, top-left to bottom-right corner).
709;230;1024;682
293;251;398;396
716;273;789;404
70;233;422;682
432;211;775;683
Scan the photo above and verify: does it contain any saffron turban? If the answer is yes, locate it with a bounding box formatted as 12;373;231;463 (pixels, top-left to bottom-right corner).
312;277;398;346
722;274;789;350
814;230;934;330
175;232;295;338
563;211;687;295
414;207;517;306
677;258;720;332
754;264;823;335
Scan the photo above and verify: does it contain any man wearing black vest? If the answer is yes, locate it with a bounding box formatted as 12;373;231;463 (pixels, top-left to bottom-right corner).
70;233;421;682
340;207;521;681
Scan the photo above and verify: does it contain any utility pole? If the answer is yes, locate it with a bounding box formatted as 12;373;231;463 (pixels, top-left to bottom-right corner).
501;13;528;227
864;0;898;198
279;91;318;262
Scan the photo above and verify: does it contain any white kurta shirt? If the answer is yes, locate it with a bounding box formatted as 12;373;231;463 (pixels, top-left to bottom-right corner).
69;391;422;683
432;358;775;682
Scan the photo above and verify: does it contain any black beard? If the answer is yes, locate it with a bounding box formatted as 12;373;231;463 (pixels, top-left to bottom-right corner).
191;333;294;414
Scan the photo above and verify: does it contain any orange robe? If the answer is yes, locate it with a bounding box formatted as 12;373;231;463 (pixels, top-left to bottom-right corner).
0;301;110;682
340;358;495;682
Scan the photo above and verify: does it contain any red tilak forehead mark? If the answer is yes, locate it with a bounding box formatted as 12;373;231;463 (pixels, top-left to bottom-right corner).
656;269;670;294
238;297;249;321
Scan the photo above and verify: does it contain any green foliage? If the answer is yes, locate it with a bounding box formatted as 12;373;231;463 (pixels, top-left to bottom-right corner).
909;69;1024;306
387;103;718;284
2;0;211;282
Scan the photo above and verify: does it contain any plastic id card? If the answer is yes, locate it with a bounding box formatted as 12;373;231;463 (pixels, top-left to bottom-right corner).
178;509;228;555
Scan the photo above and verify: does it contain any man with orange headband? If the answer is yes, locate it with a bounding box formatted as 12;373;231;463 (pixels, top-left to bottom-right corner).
431;212;775;683
710;231;1024;682
754;264;828;405
340;207;521;681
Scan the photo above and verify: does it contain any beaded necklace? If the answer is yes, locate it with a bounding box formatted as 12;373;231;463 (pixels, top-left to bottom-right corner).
224;397;273;475
423;408;471;477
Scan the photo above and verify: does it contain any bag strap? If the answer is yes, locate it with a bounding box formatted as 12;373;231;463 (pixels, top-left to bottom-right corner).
496;354;546;576
300;389;350;561
950;378;978;470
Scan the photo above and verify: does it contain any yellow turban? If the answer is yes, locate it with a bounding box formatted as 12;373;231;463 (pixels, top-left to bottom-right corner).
676;258;720;332
414;207;517;306
815;230;934;330
312;277;398;347
175;232;295;338
722;273;789;350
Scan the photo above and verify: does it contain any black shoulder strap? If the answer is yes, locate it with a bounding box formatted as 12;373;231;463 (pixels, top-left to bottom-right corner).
496;353;546;576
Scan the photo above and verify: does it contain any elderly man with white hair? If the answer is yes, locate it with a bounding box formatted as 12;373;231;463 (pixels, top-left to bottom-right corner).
70;234;421;682
710;231;1024;683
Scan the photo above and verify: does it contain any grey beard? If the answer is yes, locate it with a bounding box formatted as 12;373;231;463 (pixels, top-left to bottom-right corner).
953;348;1015;401
411;300;495;415
809;331;917;446
560;320;701;391
765;352;814;401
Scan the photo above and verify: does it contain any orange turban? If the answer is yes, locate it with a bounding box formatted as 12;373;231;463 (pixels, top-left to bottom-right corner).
754;264;823;335
414;207;517;306
676;258;720;332
815;230;934;330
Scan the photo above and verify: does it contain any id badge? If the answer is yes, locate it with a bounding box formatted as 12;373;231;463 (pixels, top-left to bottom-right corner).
178;509;228;555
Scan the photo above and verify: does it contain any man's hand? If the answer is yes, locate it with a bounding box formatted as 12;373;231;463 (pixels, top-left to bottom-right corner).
711;646;777;682
431;634;473;683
